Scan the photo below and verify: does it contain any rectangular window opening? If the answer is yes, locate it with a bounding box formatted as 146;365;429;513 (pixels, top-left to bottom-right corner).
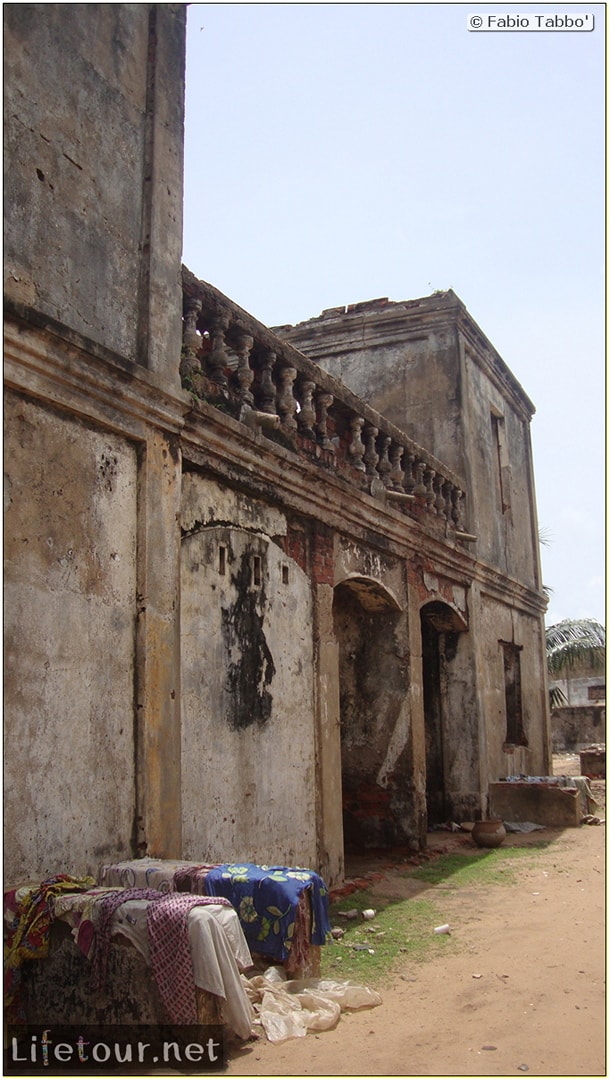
588;684;605;702
491;411;512;514
252;554;261;586
501;641;527;748
282;564;289;585
218;546;226;575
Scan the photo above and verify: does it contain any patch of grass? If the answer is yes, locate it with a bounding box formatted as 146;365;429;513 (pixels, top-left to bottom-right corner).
321;843;548;987
406;844;544;888
322;888;456;987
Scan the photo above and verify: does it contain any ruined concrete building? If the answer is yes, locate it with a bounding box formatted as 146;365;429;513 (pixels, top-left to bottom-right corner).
4;4;550;889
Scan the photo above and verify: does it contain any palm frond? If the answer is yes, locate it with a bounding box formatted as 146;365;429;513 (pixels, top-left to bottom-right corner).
549;685;567;709
546;618;606;675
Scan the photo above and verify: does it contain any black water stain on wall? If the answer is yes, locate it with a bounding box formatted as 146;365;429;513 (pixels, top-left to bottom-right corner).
221;549;275;729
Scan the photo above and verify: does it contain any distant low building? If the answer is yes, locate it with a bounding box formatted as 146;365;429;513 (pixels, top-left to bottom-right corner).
549;654;605;753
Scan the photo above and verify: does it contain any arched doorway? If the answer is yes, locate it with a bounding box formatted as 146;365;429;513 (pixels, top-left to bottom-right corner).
420;600;470;826
333;576;407;853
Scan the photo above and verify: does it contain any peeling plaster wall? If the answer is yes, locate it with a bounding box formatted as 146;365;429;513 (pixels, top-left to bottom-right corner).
476;593;551;782
3;391;137;882
4;2;187;880
180;475;317;866
460;345;539;585
434;629;480;822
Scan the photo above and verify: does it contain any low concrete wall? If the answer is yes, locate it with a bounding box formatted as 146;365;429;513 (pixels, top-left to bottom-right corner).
579;748;605;779
22;921;222;1028
489;781;581;827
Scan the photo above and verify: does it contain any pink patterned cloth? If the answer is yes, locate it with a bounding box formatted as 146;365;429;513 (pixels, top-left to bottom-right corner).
146;893;232;1023
92;888;162;989
173;864;218;894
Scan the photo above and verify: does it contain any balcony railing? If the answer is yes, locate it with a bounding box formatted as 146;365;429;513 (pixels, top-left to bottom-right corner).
181;267;470;537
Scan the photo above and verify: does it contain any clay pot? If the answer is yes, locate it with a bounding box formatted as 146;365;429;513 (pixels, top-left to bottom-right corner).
472;819;506;848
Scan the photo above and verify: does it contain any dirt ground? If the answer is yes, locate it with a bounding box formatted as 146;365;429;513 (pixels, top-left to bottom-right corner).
226;757;606;1077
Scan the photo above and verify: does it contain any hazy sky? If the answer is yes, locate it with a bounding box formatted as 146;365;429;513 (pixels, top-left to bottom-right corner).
182;2;606;627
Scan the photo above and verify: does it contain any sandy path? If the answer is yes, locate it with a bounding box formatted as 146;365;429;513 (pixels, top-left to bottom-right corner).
226;821;605;1076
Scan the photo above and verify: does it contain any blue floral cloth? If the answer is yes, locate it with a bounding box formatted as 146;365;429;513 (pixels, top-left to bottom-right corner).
204;863;330;961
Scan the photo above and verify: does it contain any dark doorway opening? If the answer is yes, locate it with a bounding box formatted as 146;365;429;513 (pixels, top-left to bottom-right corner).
420;601;468;827
333;577;404;855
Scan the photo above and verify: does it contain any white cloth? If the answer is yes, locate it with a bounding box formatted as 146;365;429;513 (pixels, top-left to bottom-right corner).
99;857;212;892
109;899;254;1037
53;893;254;1040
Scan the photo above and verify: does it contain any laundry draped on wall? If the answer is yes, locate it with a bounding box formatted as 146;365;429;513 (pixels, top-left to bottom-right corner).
204;863;331;961
4;874;95;1021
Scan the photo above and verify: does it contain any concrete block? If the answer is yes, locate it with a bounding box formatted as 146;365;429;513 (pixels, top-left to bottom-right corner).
489;780;582;827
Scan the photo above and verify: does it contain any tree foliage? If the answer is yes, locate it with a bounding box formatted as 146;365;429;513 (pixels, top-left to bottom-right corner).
545;618;606;676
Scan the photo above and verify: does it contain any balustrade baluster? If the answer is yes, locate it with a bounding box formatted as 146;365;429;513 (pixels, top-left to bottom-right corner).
378;435;392;487
259;349;278;414
403;452;416;494
443;481;454;523
452;488;465;529
235;332;254;405
206;311;230;387
363;425;380;479
389;443;405;491
297;379;316;439
413;459;427;497
277;364;298;433
349;418;366;472
180;297;202;381
315;392;334;450
424;468;436;510
433;474;446;517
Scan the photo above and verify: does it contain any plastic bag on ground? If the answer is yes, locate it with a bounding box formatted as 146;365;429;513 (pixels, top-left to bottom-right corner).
242;970;381;1043
283;977;383;1011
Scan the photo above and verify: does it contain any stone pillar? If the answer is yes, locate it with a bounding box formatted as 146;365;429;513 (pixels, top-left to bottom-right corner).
135;430;182;856
138;5;187;387
312;583;344;887
405;572;430;846
311;530;344;887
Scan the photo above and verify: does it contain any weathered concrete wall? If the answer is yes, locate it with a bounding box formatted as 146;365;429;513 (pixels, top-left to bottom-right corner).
475;590;551;786
3;3;185;381
489;781;582;827
180;474;317;866
435;627;480;823
24;923;175;1025
3;390;137;882
4;3;187;881
460;342;540;587
551;706;605;752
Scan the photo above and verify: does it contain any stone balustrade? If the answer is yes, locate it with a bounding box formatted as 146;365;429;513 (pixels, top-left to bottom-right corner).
181;267;470;535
